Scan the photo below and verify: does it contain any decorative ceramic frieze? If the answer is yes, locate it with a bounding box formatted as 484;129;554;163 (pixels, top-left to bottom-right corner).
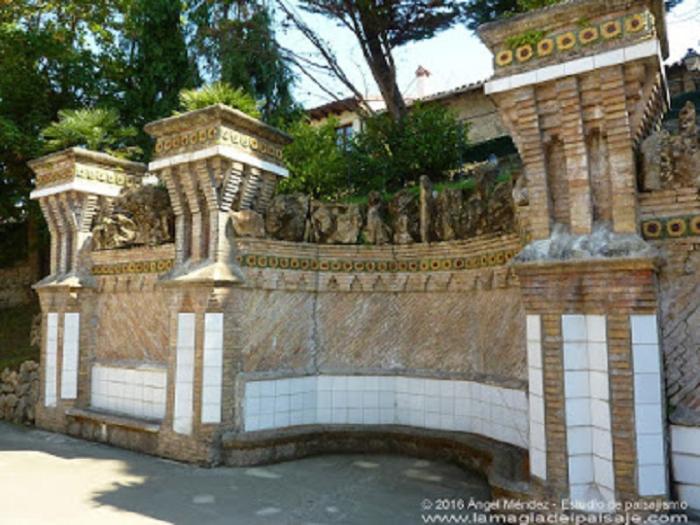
236;247;519;273
493;12;654;70
641;214;700;240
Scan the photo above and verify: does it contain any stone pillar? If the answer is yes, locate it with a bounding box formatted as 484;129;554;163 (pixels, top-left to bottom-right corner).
29;147;145;285
479;0;670;510
145;104;291;283
28;147;146;430
145;104;291;450
481;0;668;238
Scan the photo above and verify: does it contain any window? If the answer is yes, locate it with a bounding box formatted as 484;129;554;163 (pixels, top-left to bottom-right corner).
335;123;354;147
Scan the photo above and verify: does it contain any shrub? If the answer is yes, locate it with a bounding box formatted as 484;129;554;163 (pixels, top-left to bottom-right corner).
279;104;468;199
178;82;260;118
41;108;140;158
348;103;469;193
279;118;350;200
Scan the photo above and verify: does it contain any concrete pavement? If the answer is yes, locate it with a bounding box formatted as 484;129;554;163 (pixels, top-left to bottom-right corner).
0;422;490;524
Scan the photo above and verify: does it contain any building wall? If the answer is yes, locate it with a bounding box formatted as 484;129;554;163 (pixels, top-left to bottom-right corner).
436;89;507;144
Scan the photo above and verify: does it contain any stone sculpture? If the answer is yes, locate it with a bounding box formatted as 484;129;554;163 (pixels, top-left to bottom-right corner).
92;184;174;250
265;193;310;242
230;210;265;238
310;202;362;244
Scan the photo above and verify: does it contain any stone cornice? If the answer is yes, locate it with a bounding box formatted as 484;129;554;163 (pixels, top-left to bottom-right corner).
27;147;146;175
144;104;292;145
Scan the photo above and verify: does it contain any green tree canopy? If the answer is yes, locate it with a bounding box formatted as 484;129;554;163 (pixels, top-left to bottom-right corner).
188;0;299;126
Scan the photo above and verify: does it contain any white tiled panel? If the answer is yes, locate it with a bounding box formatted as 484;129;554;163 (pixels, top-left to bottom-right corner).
527;315;547;480
243;375;529;449
201;313;223;424
174;313;195;435
60;313;80;399
562;314;615;511
631;314;668;498
671;425;700;512
44;313;58;407
91;365;166;419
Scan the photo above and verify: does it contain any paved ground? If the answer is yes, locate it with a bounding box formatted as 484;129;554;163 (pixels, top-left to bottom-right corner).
0;422;490;524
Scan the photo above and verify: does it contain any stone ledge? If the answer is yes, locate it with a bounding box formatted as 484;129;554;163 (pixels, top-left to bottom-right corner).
221;424;530;498
65;407;161;433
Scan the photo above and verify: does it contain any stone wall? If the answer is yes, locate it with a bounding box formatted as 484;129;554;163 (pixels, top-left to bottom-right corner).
0;361;39;425
639;188;700;424
233;234;526;387
90;245;174;364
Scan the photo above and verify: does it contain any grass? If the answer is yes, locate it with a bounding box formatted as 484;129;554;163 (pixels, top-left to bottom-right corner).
0;302;40;371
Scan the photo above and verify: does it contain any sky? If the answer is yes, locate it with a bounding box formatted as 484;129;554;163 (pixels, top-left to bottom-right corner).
280;0;700;109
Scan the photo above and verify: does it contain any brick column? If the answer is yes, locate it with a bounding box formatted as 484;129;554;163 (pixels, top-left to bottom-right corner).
516;259;668;509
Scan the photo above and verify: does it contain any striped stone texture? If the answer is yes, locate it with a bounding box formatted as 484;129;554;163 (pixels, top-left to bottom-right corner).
641;188;700;422
490;59;665;240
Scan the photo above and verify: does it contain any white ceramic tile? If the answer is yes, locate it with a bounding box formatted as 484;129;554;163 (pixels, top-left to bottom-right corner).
588;342;608;372
634;373;662;405
672;454;700;485
591;399;611;431
563;342;587;371
567;427;592;456
631;315;659;345
589;372;609;401
586;316;606;343
240;376;527;448
530;449;546;479
671;425;700;456
562;315;587;342
317;376;333;391
530;394;545;424
174;313;195;435
484;76;511;95
276;379;291;396
676;485;700;512
45;313;58;407
527;342;542;370
274;411;290;427
593;457;615;491
531;421;547;452
637;433;665;467
593;428;613;461
526;315;541;342
566;398;592;427
205;312;223;333
332;376;347;390
565;371;590;399
624;40;658;62
568;456;594;484
639;464;667;496
592;49;624;69
633;344;661;374
563;56;594;77
61;313;80;400
635;404;663;435
536;64;562;84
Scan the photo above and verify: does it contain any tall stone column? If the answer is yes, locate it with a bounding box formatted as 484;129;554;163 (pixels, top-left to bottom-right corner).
29;147;146;429
144;104;291;452
479;0;670;510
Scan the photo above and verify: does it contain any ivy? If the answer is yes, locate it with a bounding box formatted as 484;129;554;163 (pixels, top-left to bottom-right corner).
505;29;546;50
